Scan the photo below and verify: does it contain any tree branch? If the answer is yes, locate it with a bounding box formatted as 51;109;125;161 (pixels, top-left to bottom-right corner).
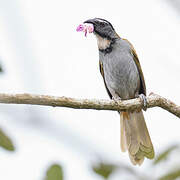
0;93;179;118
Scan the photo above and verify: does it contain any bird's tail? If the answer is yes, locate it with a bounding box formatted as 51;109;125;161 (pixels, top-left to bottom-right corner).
120;111;154;165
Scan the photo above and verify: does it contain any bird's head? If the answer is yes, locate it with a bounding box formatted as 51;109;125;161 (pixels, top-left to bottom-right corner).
84;18;119;40
83;18;119;51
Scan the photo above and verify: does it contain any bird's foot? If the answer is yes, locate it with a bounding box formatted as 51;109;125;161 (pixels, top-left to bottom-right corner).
139;94;147;111
112;96;121;105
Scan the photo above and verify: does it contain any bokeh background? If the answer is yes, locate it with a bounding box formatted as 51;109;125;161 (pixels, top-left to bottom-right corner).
0;0;180;179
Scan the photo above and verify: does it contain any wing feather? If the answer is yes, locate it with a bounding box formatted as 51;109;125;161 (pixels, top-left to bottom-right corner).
99;61;113;99
123;39;146;96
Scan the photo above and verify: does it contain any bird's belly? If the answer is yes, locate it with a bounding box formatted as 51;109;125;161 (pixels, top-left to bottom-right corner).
104;58;140;99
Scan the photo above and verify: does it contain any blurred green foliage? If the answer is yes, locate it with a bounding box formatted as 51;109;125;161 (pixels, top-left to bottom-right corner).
0;65;3;73
155;145;180;180
154;145;178;165
89;145;180;180
92;162;117;179
0;63;3;73
159;169;180;180
45;164;63;180
0;65;14;151
0;128;15;151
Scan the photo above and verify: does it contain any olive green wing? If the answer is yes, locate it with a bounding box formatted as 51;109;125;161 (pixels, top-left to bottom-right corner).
123;39;146;96
99;61;113;99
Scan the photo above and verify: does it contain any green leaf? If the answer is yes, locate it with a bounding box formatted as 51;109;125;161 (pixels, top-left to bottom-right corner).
159;168;180;180
154;145;178;165
45;164;63;180
0;64;3;73
92;162;117;179
0;61;3;73
0;128;15;151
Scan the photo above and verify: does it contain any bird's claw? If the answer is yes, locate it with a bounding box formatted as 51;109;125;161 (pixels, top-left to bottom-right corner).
139;94;147;111
112;96;121;105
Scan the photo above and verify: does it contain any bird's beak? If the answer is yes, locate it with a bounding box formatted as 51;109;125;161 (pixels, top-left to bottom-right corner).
84;19;96;25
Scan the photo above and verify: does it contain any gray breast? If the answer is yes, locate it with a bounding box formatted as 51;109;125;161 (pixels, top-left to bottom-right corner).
100;39;140;99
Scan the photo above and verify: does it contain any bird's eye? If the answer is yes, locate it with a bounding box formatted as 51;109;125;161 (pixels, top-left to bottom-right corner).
100;22;106;27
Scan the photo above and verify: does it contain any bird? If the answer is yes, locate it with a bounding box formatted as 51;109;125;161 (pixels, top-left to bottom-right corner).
83;18;154;165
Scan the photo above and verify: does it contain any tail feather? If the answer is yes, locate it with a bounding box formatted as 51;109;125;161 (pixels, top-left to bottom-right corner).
120;111;154;165
120;113;127;152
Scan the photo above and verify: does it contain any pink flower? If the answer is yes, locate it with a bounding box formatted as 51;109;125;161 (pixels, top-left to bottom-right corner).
87;24;94;33
76;24;84;32
76;23;94;37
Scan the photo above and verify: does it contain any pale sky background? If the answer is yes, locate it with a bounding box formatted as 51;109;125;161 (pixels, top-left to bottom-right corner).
0;0;179;179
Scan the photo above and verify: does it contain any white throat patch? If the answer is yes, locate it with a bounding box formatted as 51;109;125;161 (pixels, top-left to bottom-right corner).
95;34;111;50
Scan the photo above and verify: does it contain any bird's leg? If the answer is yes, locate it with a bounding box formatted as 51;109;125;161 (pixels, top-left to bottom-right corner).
109;88;121;104
112;96;121;103
139;94;147;111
